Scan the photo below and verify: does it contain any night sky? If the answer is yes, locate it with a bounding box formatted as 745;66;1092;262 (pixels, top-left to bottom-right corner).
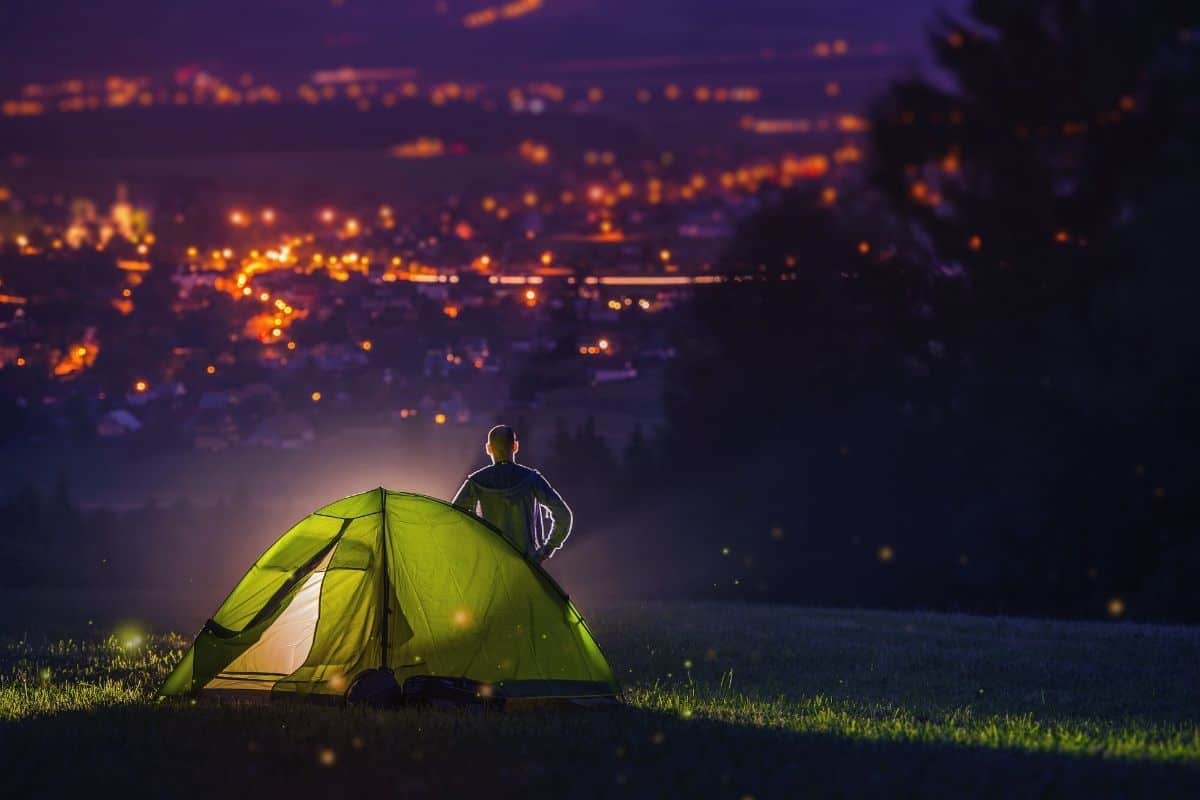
0;0;959;87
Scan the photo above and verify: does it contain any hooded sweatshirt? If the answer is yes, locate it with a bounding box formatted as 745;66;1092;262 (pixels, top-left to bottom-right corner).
451;461;573;559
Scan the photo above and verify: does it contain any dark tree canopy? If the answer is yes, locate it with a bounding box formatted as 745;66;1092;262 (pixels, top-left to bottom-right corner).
871;0;1199;317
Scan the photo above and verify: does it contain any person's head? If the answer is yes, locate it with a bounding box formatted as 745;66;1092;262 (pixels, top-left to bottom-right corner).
485;424;519;463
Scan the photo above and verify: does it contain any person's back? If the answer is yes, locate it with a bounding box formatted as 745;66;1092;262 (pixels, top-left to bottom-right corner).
452;425;572;562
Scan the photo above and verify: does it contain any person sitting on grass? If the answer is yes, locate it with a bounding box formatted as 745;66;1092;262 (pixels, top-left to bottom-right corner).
452;424;573;563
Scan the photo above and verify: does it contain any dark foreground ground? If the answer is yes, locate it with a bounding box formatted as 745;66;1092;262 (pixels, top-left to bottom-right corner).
1;603;1197;799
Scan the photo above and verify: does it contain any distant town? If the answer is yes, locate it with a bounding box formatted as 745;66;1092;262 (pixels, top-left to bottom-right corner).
0;55;871;455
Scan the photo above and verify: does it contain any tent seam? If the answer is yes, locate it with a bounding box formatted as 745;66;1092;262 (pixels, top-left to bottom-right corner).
385;493;441;674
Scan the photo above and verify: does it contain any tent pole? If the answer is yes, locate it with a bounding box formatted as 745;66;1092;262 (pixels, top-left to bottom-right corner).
379;487;390;671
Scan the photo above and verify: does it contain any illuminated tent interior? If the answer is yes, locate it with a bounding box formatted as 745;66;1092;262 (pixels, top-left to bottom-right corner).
159;488;618;704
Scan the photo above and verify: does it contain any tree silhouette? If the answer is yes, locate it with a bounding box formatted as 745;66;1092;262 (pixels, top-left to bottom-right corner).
868;0;1200;619
662;189;918;464
871;0;1199;328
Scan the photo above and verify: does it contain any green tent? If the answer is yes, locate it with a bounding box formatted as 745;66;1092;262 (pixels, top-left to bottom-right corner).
160;488;618;704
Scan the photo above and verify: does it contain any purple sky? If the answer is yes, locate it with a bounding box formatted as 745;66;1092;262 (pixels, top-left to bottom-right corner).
0;0;963;87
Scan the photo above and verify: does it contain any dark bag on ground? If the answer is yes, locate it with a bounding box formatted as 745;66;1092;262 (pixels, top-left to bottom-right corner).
401;675;505;711
346;668;402;707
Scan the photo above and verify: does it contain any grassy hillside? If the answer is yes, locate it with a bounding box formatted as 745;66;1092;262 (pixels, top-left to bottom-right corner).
2;603;1197;798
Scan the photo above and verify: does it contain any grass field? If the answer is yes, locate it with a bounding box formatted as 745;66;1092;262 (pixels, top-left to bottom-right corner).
2;603;1198;798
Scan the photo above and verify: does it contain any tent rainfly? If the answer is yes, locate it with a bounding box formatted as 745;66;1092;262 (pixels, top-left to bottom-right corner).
160;488;618;704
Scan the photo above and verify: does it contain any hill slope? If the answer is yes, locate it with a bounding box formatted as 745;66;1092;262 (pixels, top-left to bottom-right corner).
2;603;1198;798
